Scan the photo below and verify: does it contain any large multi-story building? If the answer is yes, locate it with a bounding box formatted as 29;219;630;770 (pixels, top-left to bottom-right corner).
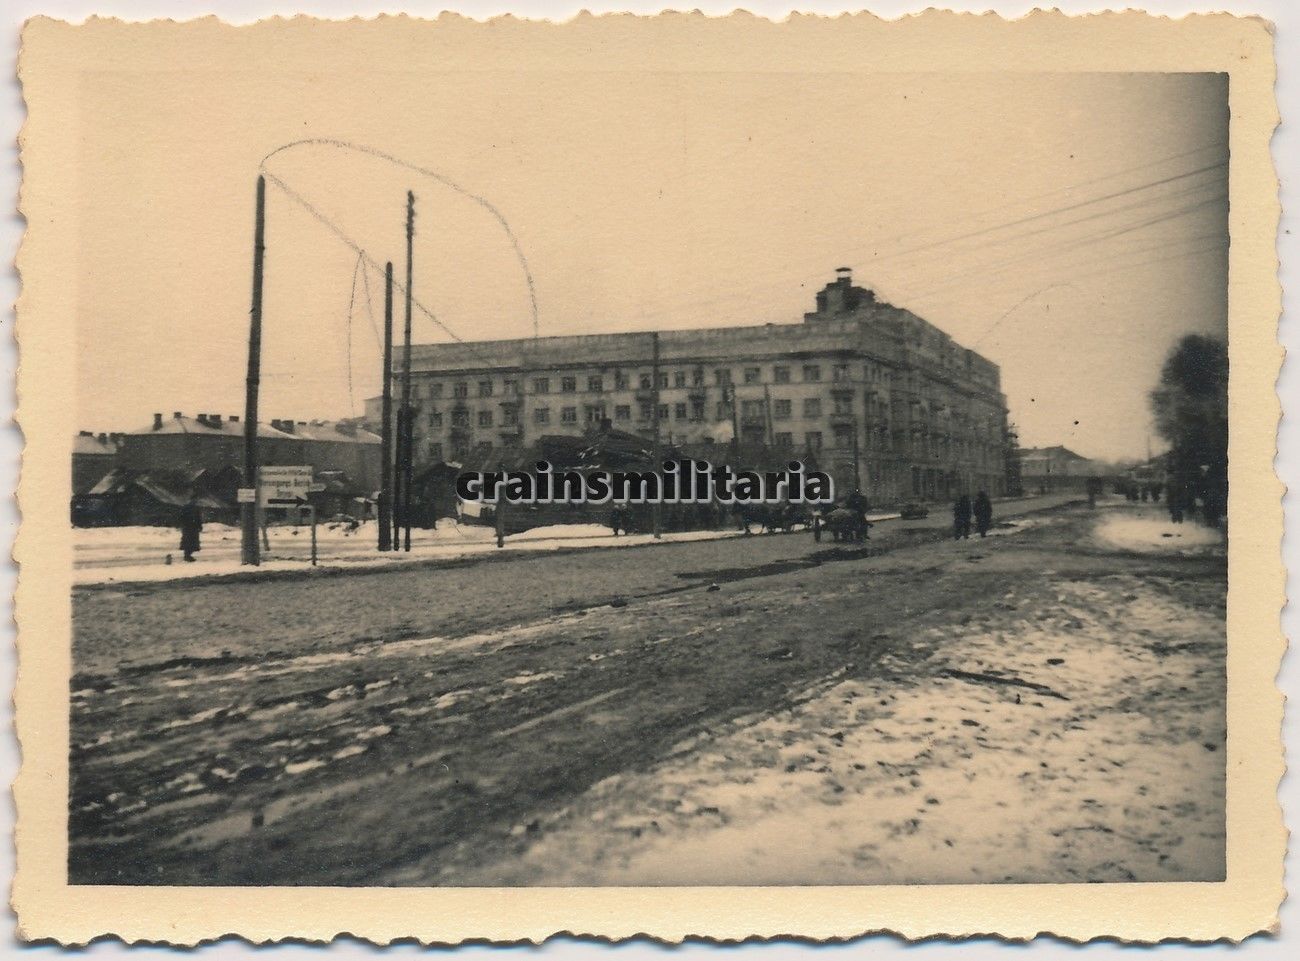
375;270;1010;503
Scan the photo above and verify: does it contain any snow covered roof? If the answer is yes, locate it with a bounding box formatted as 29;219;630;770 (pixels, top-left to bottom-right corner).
130;413;297;440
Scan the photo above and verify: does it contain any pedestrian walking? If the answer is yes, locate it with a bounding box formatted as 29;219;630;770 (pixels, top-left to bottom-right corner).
179;491;203;562
953;493;972;540
973;490;993;538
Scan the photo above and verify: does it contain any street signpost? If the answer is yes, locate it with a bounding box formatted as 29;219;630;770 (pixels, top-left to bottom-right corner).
257;466;317;565
259;465;313;506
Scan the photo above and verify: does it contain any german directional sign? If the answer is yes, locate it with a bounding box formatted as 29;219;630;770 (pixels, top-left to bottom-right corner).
258;466;313;506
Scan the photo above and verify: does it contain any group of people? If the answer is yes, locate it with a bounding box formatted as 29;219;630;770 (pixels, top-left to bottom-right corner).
952;491;993;540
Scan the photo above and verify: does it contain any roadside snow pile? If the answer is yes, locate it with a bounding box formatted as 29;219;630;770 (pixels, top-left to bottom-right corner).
1094;514;1223;553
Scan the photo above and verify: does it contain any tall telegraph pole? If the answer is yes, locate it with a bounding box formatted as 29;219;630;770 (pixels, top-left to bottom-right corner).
240;175;266;566
378;262;395;551
401;190;416;552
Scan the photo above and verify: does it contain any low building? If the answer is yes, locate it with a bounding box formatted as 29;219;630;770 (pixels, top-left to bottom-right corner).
72;431;123;494
1019;445;1101;493
73;412;382;525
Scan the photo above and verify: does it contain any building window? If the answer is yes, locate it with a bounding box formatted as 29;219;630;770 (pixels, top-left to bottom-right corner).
561;406;577;424
716;401;730;420
452;441;469;460
714;368;732;386
674;370;687;388
803;398;822;418
584;404;606;424
744;367;761;384
674;402;687;420
614;370;629;390
429;382;444;398
833;364;850;382
429;411;443;429
741;399;764;419
615;404;631;421
773;366;790;384
638;402;653;421
452;410;470;427
453;381;468;398
692;368;706;387
806;431;823;451
478;410;493;427
561;376;577;393
690;399;705;421
834;426;854;447
588;376;603;393
802;364;821;382
833;396;853;415
639;373;653;389
773;399;792;420
534;407;550;424
657;404;669;420
657;372;669;389
429;442;444;460
478;380;494;397
533;377;550;394
503;379;518;395
502;407;518;427
774;432;793;448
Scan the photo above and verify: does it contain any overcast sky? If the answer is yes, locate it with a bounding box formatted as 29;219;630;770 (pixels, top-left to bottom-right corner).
73;69;1227;461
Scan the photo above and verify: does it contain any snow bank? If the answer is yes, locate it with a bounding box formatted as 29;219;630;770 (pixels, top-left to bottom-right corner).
1094;513;1223;553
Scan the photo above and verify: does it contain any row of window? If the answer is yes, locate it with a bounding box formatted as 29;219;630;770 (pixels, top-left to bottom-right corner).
428;432;1000;463
428;395;873;430
410;362;896;401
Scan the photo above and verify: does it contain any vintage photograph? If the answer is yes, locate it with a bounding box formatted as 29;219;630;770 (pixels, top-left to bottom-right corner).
13;11;1283;945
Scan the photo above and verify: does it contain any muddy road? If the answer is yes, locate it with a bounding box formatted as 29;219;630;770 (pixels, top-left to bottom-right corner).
69;498;1222;885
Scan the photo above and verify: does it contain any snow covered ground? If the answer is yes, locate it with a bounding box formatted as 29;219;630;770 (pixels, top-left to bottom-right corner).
454;512;1226;885
72;519;746;586
1093;511;1224;553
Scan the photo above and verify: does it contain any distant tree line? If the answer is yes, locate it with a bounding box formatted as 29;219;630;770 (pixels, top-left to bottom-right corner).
1148;334;1228;526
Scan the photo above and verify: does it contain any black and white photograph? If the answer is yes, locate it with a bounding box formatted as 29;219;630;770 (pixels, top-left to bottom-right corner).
10;8;1285;945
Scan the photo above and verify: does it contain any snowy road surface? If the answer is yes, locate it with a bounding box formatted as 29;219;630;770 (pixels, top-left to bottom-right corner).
69;501;1225;885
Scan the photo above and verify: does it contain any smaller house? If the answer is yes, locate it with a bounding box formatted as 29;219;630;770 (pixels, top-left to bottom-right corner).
73;467;235;527
72;431;124;494
1018;446;1101;494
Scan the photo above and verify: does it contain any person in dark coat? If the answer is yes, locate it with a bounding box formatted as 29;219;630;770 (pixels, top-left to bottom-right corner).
953;494;973;540
973;490;993;538
179;491;203;562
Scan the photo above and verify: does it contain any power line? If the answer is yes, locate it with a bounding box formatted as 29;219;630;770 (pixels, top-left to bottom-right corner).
260;170;509;377
900;192;1226;303
611;152;1229;328
261;138;540;338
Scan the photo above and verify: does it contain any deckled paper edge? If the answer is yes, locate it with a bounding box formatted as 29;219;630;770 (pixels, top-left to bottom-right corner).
10;8;1285;946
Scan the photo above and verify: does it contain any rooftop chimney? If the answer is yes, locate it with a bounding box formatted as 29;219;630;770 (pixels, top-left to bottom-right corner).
153;413;163;430
97;432;107;444
836;266;852;285
173;411;183;420
79;430;92;437
229;415;240;423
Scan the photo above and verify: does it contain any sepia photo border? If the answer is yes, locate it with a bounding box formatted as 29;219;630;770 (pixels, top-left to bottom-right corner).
11;9;1284;944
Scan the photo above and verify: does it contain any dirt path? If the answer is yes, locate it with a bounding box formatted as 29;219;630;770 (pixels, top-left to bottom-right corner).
68;502;1224;885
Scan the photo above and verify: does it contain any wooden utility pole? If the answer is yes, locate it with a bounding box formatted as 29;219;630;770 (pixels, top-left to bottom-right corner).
852;416;862;491
378;262;394;551
650;331;662;540
240;175;266;566
729;384;740;459
401;190;415;552
763;383;775;446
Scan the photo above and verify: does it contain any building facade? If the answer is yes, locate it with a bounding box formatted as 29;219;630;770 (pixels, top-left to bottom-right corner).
1019;445;1101;493
381;271;1010;503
